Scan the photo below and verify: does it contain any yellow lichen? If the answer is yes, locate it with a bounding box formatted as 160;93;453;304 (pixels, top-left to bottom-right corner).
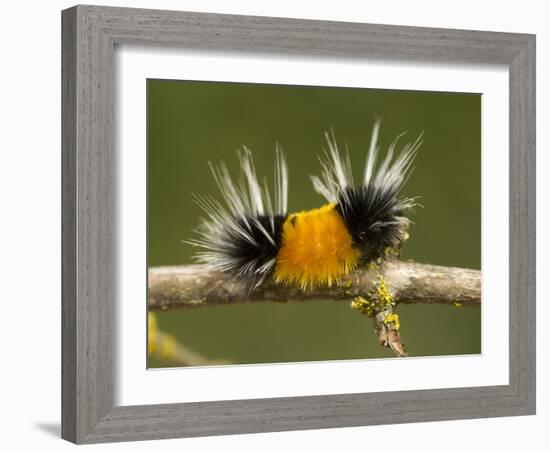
351;275;400;333
376;275;394;307
367;260;380;271
384;313;401;330
384;246;400;257
351;296;376;317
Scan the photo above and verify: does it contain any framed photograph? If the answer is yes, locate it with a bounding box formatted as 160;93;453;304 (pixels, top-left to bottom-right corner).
61;4;535;444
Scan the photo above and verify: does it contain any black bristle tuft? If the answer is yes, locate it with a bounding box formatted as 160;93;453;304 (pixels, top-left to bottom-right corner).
311;120;422;260
187;147;289;287
336;184;409;256
229;215;286;273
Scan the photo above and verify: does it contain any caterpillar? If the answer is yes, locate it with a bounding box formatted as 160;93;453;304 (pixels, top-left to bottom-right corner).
188;120;422;290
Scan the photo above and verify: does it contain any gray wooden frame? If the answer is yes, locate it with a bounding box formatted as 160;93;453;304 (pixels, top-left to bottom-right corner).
61;4;536;444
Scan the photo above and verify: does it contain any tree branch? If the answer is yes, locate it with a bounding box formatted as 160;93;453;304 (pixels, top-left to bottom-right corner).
148;260;480;310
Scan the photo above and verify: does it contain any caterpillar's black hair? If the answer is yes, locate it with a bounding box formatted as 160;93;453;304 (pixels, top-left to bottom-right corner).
336;185;409;256
231;214;286;274
311;121;422;256
187;146;288;287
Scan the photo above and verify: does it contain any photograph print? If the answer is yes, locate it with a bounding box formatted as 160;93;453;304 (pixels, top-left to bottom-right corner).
147;79;481;368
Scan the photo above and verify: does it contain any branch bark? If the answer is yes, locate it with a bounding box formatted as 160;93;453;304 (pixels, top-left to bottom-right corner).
148;260;480;310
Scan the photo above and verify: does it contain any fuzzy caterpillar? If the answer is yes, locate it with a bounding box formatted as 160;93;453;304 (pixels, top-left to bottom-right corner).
187;120;422;290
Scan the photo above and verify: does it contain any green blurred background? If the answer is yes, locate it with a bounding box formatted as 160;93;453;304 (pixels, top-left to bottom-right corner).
147;79;481;367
